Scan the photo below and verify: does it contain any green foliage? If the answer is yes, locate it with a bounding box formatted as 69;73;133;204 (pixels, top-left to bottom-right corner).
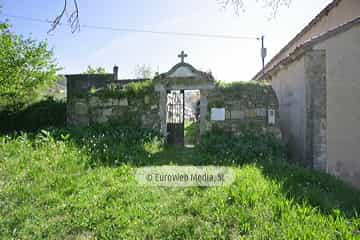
0;125;359;239
84;65;107;74
123;79;154;97
213;80;274;100
215;80;269;89
93;79;155;99
0;21;59;110
199;125;284;165
184;120;199;145
0;97;66;134
53;125;165;167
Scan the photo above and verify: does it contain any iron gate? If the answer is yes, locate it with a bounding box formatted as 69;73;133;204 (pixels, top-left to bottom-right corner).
166;90;184;145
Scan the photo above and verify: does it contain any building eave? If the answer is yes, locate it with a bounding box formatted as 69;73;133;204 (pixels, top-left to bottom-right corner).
263;17;360;79
252;0;343;81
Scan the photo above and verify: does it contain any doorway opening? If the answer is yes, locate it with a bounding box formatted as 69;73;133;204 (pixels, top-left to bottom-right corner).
184;90;200;147
166;90;184;146
166;90;200;147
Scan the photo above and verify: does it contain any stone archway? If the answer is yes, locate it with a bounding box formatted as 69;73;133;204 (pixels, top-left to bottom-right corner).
154;52;215;144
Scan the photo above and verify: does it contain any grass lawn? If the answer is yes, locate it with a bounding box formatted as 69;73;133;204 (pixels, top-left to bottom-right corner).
0;126;359;239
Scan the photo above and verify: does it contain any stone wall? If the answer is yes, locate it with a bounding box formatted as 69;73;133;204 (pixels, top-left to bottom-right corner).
66;75;160;130
66;75;281;143
206;82;280;136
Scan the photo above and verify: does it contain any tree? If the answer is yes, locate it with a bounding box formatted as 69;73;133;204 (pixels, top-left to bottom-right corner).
219;0;292;17
84;65;107;74
134;64;153;79
0;21;59;110
50;0;292;33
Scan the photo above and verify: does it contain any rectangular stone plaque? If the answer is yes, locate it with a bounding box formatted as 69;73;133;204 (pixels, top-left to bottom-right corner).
211;108;225;121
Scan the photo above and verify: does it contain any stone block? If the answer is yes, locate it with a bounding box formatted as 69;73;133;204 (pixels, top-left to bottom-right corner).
74;101;88;115
93;108;113;123
89;96;101;108
119;98;128;106
74;115;89;126
231;110;245;120
112;98;128;106
225;109;231;120
112;106;127;116
247;109;257;118
103;99;114;107
256;108;267;117
144;95;150;104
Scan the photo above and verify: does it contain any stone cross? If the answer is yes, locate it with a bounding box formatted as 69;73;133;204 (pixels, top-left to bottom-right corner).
178;50;188;63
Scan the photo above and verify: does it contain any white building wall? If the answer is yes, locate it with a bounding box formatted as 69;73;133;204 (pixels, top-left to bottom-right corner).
314;25;360;187
271;58;307;163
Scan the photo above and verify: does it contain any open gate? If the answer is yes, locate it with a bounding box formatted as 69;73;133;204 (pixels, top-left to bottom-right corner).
166;90;184;145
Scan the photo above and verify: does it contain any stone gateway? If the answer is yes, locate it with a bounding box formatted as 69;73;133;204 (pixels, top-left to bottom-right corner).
66;51;279;145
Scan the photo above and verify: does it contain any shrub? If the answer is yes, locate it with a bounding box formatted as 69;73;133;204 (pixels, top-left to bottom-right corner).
0;97;66;134
199;125;284;165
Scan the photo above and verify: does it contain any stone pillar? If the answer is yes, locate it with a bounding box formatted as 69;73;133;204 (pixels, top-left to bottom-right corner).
200;90;208;136
158;87;167;136
305;50;327;172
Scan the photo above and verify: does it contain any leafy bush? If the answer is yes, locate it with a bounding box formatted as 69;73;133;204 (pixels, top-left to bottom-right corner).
0;22;59;110
0;97;66;134
199;125;284;165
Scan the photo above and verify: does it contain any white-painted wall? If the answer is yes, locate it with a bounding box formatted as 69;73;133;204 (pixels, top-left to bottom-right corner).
271;24;360;188
314;24;360;187
271;58;307;163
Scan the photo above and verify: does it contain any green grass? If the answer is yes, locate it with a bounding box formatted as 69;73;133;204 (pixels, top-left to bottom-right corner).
0;126;359;239
184;120;199;145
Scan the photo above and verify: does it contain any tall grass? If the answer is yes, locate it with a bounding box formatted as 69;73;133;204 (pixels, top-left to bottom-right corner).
0;126;359;239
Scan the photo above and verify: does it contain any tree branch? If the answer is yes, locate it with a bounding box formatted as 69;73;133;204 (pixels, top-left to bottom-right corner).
219;0;292;18
48;0;80;34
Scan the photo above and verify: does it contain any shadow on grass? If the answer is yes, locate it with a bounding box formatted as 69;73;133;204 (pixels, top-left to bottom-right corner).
0;97;66;134
147;144;360;219
258;160;360;218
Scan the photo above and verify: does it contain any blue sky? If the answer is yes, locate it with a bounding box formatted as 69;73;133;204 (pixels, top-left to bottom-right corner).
1;0;332;81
